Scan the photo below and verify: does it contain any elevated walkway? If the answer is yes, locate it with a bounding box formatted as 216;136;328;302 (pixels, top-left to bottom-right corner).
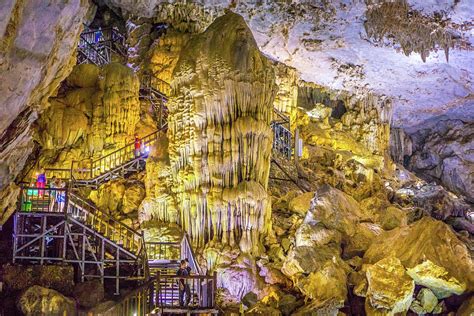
13;188;219;314
14;187;147;295
77;26;127;66
46;128;165;189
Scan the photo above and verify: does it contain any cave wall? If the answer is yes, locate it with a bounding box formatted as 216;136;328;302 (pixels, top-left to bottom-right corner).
391;119;474;203
298;84;392;156
0;0;90;226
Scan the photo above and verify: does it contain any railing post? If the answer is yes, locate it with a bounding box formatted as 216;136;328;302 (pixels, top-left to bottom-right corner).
156;271;161;307
213;271;217;308
64;187;69;215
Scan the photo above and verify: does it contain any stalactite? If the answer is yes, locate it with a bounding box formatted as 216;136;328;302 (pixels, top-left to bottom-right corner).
164;12;277;253
365;0;460;62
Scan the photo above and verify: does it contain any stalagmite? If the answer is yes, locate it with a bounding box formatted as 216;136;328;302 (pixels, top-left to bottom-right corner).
163;12;277;253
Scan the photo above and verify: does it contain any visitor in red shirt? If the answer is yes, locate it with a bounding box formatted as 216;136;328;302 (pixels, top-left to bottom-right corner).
134;135;141;158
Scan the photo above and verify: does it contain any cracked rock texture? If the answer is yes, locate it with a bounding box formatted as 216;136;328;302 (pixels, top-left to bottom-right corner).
0;0;90;226
391;119;474;203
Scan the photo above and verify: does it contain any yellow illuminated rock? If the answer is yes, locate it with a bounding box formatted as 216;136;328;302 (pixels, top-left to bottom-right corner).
366;257;414;314
364;217;474;292
288;192;314;215
407;260;467;299
164;12;276;252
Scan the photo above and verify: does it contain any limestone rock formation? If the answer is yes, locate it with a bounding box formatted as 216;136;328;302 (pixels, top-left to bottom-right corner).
391;119;474;203
17;285;76;316
2;264;75;295
164;12;276;252
0;0;90;225
73;279;105;308
365;257;414;314
0;0;89;134
407;260;467;299
288;192;314;216
35;63;141;174
90;178;145;227
409;288;438;314
364;217;473;292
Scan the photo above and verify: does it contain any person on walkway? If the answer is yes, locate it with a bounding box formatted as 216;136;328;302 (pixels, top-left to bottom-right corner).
36;168;46;197
56;179;66;213
185;258;192;274
94;27;103;43
49;176;58;212
134;135;141;158
177;260;191;307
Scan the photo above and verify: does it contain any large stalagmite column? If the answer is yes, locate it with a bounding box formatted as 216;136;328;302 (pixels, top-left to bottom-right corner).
167;12;277;252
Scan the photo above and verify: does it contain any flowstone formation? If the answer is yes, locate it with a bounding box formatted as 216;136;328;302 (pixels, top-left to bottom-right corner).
36;63;141;169
164;12;276;252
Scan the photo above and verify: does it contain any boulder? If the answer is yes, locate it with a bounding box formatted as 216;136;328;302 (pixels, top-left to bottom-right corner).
288;192;314;215
364;217;474;292
73;279;104;307
293;299;342;316
2;264;74;295
308;185;370;238
281;245;340;278
365;257;414;314
17;285;76;316
216;254;263;302
257;261;291;287
295;260;347;308
242;291;258;308
409;288;438;314
407;260;466;299
295;222;341;248
344;222;383;258
378;206;407;230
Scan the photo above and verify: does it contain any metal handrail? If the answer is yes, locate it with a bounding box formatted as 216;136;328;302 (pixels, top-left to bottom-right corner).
18;186;144;256
146;241;181;261
70;128;164;182
156;272;217;309
68;194;143;255
181;233;202;275
69;192;141;238
78;34;109;65
92;275;159;316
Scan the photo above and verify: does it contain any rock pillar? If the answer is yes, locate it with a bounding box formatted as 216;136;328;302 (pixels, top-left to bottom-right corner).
167;12;276;252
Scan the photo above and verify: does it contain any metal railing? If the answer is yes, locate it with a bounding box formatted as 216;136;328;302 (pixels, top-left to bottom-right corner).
156;272;217;310
68;192;143;254
44;168;73;181
146;241;181;261
94;276;159;316
71;129;163;182
271;122;293;160
78;27;127;66
91;272;218;315
18;187;144;257
19;186;68;213
140;73;170;130
180;233;202;275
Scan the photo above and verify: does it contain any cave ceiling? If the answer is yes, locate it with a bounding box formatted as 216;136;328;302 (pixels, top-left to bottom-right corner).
104;0;474;129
